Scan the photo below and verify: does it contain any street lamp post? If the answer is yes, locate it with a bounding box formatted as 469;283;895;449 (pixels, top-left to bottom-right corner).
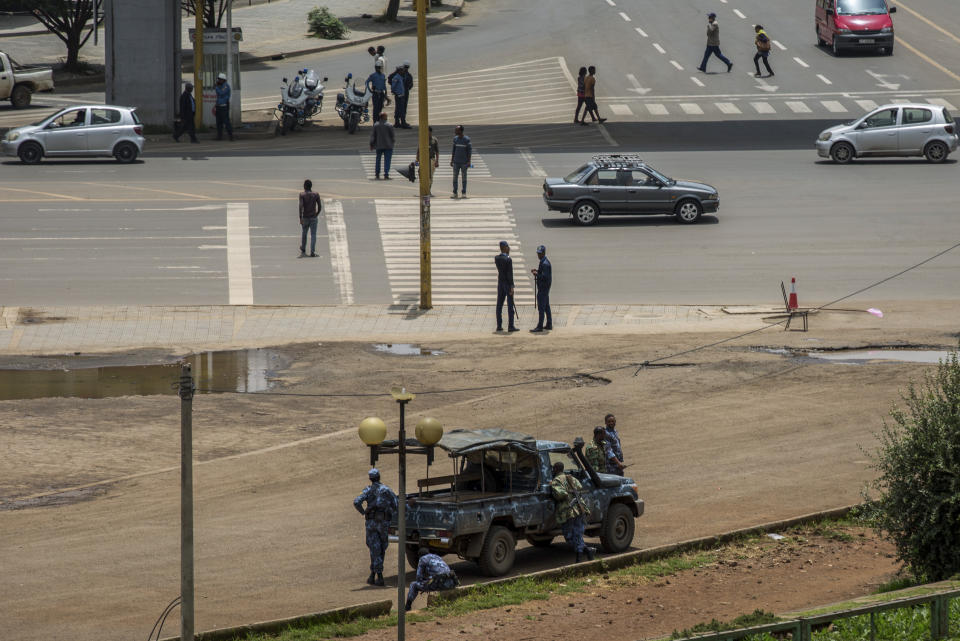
359;389;443;641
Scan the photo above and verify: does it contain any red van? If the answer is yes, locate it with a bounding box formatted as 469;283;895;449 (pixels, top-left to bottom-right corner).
816;0;896;56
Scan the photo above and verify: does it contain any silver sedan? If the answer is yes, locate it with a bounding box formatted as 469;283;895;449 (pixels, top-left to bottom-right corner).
2;104;145;164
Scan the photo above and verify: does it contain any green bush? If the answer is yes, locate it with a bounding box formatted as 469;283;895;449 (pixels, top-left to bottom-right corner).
307;6;348;40
865;344;960;582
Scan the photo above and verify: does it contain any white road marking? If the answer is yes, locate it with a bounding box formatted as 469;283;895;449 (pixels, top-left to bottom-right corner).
750;101;776;113
715;102;742;114
733;9;746;18
927;97;957;110
619;11;631;21
646;103;669;115
605;0;616;5
626;73;652;95
785;101;812;113
324;199;354;305
772;40;787;50
226;202;254;305
635;27;648;37
362;152;491;179
609;104;634;115
597;123;619;147
690;76;706;87
653;43;666;54
821;100;847;112
793;57;809;68
518;147;547;177
817;74;833;85
855;99;879;111
680;103;704;114
670;60;685;71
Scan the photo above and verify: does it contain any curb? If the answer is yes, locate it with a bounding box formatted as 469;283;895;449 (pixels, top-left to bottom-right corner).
427;505;858;607
158;599;392;641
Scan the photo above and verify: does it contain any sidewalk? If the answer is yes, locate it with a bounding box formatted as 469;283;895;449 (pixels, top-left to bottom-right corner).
0;0;465;66
0;304;762;354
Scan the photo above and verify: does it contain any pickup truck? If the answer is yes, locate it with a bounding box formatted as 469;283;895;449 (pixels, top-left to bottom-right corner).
389;428;644;577
0;52;54;108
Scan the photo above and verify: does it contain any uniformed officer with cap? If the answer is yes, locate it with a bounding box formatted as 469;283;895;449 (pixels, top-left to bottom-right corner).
530;244;552;332
405;547;459;611
494;240;518;332
353;468;399;586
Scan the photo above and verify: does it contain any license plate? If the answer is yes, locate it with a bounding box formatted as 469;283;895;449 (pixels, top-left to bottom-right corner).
860;38;875;43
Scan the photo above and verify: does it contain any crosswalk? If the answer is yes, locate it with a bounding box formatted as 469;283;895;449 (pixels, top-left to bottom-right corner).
360;151;491;180
374;197;535;306
602;95;959;119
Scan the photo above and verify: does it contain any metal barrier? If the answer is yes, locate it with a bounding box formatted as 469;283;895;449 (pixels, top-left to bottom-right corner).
672;587;959;641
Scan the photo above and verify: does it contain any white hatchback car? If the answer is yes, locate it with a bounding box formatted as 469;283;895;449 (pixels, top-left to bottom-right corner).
816;103;958;163
2;104;145;164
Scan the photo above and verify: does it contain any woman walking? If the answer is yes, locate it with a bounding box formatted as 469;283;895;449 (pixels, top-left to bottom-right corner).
574;67;587;124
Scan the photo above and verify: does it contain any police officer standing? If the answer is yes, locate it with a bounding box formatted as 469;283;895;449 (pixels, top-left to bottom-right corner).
530;244;552;333
494;240;518;333
366;62;387;123
603;413;625;475
549;461;596;562
405;548;459;611
353;468;399;586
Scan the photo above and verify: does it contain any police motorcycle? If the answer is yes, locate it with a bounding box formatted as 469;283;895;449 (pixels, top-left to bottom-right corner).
334;73;371;135
275;68;326;135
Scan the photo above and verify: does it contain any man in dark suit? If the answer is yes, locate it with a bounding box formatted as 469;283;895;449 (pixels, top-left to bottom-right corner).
530;244;552;332
173;82;198;143
494;240;518;332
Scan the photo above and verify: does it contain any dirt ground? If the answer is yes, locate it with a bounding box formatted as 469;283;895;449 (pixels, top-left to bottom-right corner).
364;526;900;641
0;300;957;641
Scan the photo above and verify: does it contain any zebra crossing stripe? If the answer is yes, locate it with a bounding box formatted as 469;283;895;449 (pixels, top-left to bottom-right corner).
785;101;811;113
361;151;490;180
646;103;669;115
375;198;534;305
821;100;847;113
750;102;775;114
715;102;742;114
680;103;703;115
609;104;634;116
855;99;879;111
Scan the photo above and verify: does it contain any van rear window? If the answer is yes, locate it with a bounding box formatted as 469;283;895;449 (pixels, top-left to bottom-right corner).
836;0;888;15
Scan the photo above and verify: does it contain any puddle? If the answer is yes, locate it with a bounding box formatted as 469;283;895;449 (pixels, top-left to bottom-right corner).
0;349;284;401
804;349;951;364
373;343;444;356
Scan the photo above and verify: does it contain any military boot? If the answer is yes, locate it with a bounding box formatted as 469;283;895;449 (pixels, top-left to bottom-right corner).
576;550;583;563
404;599;413;612
374;573;385;586
367;572;376;585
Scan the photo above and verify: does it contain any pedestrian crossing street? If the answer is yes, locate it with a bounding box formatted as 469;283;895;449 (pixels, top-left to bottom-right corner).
374;197;535;306
602;95;960;119
360;151;491;180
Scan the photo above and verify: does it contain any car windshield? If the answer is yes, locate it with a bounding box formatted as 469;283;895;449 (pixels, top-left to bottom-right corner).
564;164;591;183
836;0;888;15
645;166;674;185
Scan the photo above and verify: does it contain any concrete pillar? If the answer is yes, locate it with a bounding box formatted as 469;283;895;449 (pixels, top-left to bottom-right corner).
105;0;181;127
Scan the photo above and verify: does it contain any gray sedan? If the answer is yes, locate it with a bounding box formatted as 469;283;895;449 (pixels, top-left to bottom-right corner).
542;159;719;225
2;104;145;164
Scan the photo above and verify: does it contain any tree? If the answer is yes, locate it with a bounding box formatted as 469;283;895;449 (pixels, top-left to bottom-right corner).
382;0;401;21
31;0;102;71
866;345;960;581
181;0;231;29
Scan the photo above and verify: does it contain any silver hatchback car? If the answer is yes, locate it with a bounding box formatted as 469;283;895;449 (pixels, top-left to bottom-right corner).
2;104;145;164
816;103;957;163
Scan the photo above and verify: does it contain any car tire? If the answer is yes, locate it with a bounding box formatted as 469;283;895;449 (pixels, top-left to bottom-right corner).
478;525;516;577
674;199;702;224
599;502;635;553
816;25;825;46
832;37;841;57
525;535;554;548
924;141;949;163
113;142;138;163
883;44;894;56
830;141;855;164
10;84;31;109
572;200;599;226
17;141;42;164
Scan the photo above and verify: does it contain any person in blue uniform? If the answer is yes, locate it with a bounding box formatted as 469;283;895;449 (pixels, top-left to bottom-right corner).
530;244;552;332
405;548;459;610
353;468;399;586
494;240;518;332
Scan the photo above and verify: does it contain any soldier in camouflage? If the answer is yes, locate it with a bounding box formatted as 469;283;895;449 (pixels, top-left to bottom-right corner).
549;461;596;562
585;425;620;474
353;468;399;586
405;547;459;610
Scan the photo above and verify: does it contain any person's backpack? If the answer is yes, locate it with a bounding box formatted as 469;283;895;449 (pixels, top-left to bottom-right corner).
757;33;772;51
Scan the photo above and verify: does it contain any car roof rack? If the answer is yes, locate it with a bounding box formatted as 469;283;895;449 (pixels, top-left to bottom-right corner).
591;153;644;169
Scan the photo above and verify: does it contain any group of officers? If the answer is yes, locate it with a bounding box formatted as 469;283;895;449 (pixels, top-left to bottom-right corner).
352;413;626;609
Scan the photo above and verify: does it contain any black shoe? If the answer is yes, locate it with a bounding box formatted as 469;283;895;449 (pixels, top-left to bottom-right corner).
496;327;504;332
598;117;607;124
508;326;519;332
367;572;376;585
586;547;596;561
697;67;706;72
727;62;733;72
383;175;391;180
530;327;543;333
375;573;385;586
576;551;583;563
544;325;553;330
769;71;775;77
405;600;413;612
374;175;380;180
310;253;318;257
754;72;762;77
299;250;306;258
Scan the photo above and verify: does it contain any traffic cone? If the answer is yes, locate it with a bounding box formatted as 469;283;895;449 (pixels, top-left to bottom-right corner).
788;277;799;310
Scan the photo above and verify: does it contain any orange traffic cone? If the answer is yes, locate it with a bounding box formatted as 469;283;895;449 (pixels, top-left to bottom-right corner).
788;277;799;310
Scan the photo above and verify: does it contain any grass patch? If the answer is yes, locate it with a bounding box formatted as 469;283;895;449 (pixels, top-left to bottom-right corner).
876;575;919;594
238;612;434;641
670;609;781;639
607;551;718;586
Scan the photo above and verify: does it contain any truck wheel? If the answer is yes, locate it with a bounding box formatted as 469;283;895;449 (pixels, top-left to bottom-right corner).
525;535;554;548
406;544;420;570
599;503;635;553
478;526;516;577
11;84;31;109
